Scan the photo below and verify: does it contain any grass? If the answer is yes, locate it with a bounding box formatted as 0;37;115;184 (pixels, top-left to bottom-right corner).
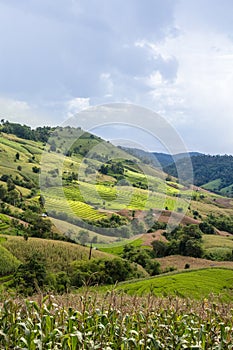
0;235;113;273
97;237;144;255
203;234;233;258
0;245;20;276
203;234;233;250
157;254;233;271
51;217;118;244
116;268;233;301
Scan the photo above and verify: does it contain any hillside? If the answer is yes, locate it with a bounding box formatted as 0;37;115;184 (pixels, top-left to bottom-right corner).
0;120;233;296
122;147;202;167
124;147;233;198
165;154;233;197
116;268;233;300
0;122;233;240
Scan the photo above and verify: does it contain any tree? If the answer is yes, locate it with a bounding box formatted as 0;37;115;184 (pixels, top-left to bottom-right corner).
13;254;46;295
0;185;6;200
183;239;203;258
7;178;15;191
152;240;168;258
15;152;20;160
39;195;45;208
32;166;40;173
199;221;215;234
78;230;90;245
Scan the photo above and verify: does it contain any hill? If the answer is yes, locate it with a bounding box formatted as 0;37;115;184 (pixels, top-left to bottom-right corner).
116;268;233;300
1;120;233;295
0;121;232;243
123;147;233;197
165;154;233;197
122;147;202;167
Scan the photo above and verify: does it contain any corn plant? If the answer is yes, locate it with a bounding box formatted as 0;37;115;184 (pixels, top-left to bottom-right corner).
0;293;233;349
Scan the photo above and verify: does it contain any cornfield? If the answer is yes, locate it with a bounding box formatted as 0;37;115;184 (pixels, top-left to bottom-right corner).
0;291;233;349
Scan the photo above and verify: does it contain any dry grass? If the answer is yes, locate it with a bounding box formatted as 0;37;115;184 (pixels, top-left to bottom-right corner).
156;254;233;271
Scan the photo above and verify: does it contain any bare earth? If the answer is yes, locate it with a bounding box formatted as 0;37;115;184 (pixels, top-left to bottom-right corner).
156;255;233;271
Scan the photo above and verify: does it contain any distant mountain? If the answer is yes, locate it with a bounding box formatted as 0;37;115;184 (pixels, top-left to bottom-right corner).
152;151;202;167
121;147;202;168
165;154;233;197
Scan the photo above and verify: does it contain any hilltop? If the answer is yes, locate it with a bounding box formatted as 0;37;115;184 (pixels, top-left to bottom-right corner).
123;146;233;198
0;120;233;296
164;154;233;197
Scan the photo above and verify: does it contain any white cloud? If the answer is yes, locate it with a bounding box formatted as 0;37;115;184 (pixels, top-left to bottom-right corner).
141;27;233;153
66;97;90;117
0;0;233;153
0;97;49;126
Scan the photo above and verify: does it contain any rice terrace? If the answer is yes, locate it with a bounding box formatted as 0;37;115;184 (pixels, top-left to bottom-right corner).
0;116;233;349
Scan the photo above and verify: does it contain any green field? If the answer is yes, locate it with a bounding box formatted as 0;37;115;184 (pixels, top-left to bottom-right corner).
1;292;233;349
97;237;144;255
116;268;233;300
51;217;118;244
0;245;20;276
0;235;112;272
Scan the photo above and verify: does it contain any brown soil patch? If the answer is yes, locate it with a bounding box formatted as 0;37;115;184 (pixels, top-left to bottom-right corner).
156;255;233;271
141;230;167;246
217;230;233;237
153;210;200;225
213;197;233;209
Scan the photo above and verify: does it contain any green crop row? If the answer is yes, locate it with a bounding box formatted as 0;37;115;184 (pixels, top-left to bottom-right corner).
0;293;233;349
44;196;106;221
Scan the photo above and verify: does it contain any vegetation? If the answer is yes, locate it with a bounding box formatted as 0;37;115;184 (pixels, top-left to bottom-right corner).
152;224;204;258
165;154;233;197
117;268;233;300
1;292;233;349
0;244;20;276
0;121;233;348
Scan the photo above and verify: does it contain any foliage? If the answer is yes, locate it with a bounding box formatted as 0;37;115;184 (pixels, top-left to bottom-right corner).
77;230;90;245
12;254;47;295
152;224;204;258
206;214;233;234
165;154;233;196
199;221;215;234
0;120;53;142
122;244;160;276
1;292;233;348
99;160;124;178
0;245;20;276
147;221;166;232
71;258;144;287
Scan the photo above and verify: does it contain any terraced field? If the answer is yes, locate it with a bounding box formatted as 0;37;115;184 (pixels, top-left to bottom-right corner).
44;179;190;223
45;195;107;221
116;268;233;301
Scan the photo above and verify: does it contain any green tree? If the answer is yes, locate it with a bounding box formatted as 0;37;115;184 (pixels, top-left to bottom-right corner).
78;230;90;245
13;254;46;295
152;240;168;258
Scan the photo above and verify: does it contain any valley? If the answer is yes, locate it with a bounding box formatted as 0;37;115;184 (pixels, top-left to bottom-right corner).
0;121;233;348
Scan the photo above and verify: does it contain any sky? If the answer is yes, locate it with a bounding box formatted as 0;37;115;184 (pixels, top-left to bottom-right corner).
0;0;233;154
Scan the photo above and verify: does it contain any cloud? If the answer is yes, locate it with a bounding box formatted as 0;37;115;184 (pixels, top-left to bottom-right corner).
0;0;176;100
0;0;233;153
0;97;51;126
67;97;90;117
140;12;233;153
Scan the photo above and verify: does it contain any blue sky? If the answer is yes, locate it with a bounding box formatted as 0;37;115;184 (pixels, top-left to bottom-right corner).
0;0;233;154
